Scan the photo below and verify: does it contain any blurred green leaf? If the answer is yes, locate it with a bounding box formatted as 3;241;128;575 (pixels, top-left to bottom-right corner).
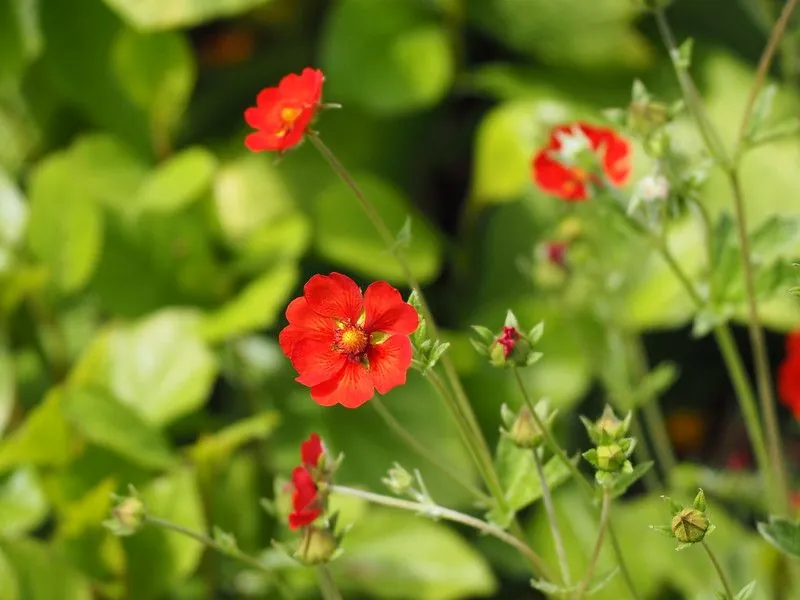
0;0;41;88
70;309;218;426
61;388;176;470
604;461;653;500
757;517;800;559
0;537;91;600
0;468;48;538
56;477;118;540
0;170;28;263
122;468;206;600
133;147;217;214
27;152;104;294
0;343;14;435
102;0;272;31
734;581;757;600
0;389;73;472
488;437;574;527
314;173;442;284
321;0;454;115
0;88;39;174
0;546;19;600
112;29;196;144
201;263;298;343
332;508;497;599
188;412;279;468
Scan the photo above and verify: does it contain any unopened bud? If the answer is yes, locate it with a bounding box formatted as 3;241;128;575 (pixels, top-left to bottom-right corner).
671;507;709;544
105;495;146;537
508;406;543;449
383;464;415;496
295;526;338;565
596;443;625;471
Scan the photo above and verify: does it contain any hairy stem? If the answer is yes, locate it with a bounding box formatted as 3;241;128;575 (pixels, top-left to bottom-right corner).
575;489;612;600
701;540;735;600
531;446;572;585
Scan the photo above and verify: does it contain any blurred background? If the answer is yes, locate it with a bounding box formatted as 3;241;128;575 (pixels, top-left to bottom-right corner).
1;0;800;598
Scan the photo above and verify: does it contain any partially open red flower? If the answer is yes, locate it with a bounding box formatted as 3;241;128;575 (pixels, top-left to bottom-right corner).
778;353;800;420
244;67;324;152
279;273;419;408
301;433;324;469
289;466;321;530
531;123;631;201
496;326;520;359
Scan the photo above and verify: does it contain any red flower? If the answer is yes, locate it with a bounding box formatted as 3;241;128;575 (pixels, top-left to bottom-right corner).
244;67;324;152
531;123;631;201
301;433;324;469
542;241;568;268
779;351;800;420
289;467;321;530
279;273;419;408
496;326;520;359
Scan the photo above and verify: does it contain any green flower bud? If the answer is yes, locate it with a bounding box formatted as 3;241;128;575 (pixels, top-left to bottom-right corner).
596;443;625;472
671;507;709;544
383;463;415;496
295;526;338;565
105;495;146;537
507;406;542;449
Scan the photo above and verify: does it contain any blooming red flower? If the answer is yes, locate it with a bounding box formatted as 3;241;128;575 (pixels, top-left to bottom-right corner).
301;433;324;469
279;273;419;408
778;353;800;420
531;123;631;201
289;467;321;530
244;67;324;152
496;326;520;359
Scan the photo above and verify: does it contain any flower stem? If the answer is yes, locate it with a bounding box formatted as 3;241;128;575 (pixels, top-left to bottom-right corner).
316;565;343;600
329;484;554;580
371;398;489;502
701;540;735;600
145;516;271;574
531;446;572;586
575;488;612;600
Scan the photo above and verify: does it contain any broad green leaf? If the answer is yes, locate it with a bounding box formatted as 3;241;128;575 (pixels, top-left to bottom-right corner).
188;412;279;468
39;0;149;153
56;477;117;539
314;173;442;285
133;147;216;214
200;262;298;343
488;437;574;527
70;309;218;426
61;388;176;470
122;468;206;600
112;29;196;142
757;517;800;559
27;153;103;293
0;537;91;600
102;0;272;30
321;0;455;115
0;546;19;600
332;508;496;599
0;468;47;537
0;389;73;472
0;343;14;435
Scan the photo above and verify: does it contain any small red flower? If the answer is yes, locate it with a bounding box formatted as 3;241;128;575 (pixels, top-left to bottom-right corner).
542;241;568;268
496;326;520;359
779;353;800;420
301;433;324;469
279;273;419;408
244;67;324;152
289;466;321;530
531;122;631;201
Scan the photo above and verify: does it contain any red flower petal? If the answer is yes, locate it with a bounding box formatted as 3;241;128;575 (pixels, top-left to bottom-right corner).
289;507;321;530
363;281;419;335
304;273;363;320
291;338;347;387
310;361;374;408
300;433;323;468
532;150;589;201
778;355;800;419
279;68;324;106
279;297;335;358
368;335;413;395
245;132;280;152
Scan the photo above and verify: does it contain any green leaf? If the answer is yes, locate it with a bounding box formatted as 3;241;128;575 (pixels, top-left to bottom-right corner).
133;147;217;214
188;412;279;468
112;29;196;141
734;580;757;600
0;169;28;256
749;215;800;263
629;362;679;408
26;152;104;293
0;88;39;174
200;263;298;343
70;309;218;426
0;537;91;600
313;173;442;285
603;461;654;500
0;343;14;435
0;0;41;87
0;546;19;600
57;477;118;539
757;517;800;559
61;388;176;470
0;468;48;537
0;389;73;472
102;0;272;30
332;508;496;599
122;468;206;600
321;0;454;115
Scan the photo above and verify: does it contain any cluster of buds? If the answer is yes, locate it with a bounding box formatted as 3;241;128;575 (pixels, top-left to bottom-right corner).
104;485;147;536
408;291;450;374
499;399;557;450
471;310;544;368
652;489;713;550
581;405;636;486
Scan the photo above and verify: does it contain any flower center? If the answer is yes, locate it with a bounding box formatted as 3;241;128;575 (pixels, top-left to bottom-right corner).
335;325;369;358
275;106;303;138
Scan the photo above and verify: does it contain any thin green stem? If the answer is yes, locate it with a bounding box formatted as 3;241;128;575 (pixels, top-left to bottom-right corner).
701;540;735;600
531;446;572;585
145;516;270;574
575;489;611;600
371;398;489;502
316;565;343;600
330;484;554;581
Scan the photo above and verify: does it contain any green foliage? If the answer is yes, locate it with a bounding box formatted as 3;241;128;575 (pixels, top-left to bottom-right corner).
757;517;800;559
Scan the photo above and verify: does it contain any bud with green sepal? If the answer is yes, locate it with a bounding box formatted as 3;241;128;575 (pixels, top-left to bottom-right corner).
382;463;415;496
104;485;146;537
651;489;715;550
499;399;557;450
580;404;632;445
581;405;638;487
407;291;450;374
294;524;343;565
471;310;544;368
